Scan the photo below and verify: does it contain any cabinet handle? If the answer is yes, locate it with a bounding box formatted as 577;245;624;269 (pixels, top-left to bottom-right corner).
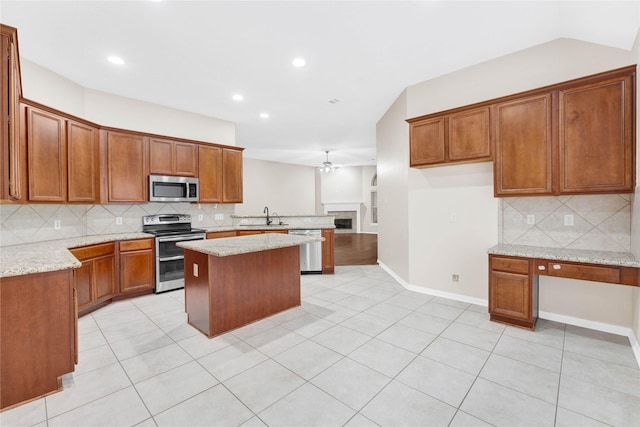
553;264;561;270
538;265;546;271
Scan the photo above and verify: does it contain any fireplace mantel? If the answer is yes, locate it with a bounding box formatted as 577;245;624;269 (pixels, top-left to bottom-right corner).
323;202;361;233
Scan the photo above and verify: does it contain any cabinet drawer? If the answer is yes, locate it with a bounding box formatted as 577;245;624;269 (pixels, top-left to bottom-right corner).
119;238;154;252
537;261;621;284
206;231;237;239
70;242;115;261
490;256;530;274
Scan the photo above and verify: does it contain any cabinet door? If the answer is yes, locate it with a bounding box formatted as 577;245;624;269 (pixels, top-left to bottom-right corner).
0;34;9;201
489;270;532;322
559;74;635;193
409;117;445;166
198;144;222;202
67;120;99;203
222;148;243;203
322;229;335;274
149;138;173;175
120;250;154;293
26;107;67;202
94;255;116;302
106;131;148;202
448;107;491;162
74;261;93;312
494;94;553;196
174;142;198;176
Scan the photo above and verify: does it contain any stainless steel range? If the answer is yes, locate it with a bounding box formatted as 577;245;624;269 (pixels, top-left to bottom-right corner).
142;214;206;293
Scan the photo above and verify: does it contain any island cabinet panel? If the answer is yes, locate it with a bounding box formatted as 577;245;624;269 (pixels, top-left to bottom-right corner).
118;238;155;294
493;93;553;196
222;148;243;203
206;231;237;239
149;138;198;177
1;269;75;410
25;105;67;202
70;242;116;315
184;246;300;338
488;255;538;330
322;229;335;274
558;74;635;194
67;120;99;203
198;144;223;203
105;131;148;202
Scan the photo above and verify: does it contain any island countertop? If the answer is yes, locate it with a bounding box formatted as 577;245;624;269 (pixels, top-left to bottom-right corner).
177;233;323;257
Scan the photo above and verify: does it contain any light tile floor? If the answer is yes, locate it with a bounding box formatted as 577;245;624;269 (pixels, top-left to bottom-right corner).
2;265;639;427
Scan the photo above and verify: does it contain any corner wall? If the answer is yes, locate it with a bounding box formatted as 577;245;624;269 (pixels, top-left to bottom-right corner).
630;29;640;356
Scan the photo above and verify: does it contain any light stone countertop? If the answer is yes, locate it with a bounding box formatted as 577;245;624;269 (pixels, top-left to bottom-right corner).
488;244;640;268
0;232;153;278
177;233;323;257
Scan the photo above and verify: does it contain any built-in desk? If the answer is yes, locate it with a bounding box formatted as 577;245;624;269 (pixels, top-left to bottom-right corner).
487;244;640;330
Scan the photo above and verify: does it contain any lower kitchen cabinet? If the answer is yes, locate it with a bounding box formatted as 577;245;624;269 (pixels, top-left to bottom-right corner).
488;255;538;329
70;242;116;315
206;231;237;239
322;229;335;274
0;269;75;409
119;238;154;294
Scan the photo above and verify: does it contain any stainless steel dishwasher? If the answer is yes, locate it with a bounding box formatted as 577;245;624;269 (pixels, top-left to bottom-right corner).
288;229;322;273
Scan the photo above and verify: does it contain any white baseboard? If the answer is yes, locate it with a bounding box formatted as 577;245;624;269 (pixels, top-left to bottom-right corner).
377;260;640;369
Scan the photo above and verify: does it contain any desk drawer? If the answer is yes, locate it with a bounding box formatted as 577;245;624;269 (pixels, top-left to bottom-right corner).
537;261;621;284
119;238;154;252
490;256;530;274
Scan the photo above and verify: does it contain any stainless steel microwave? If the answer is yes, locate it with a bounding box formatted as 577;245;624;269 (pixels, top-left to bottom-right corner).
149;175;199;202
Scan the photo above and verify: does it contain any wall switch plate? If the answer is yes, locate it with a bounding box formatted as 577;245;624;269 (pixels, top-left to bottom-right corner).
198;214;204;221
449;213;457;223
564;214;574;226
452;274;460;282
214;213;224;220
54;220;61;230
116;217;123;225
526;214;535;225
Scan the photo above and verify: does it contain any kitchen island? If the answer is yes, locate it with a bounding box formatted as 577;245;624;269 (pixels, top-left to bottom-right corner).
178;233;323;338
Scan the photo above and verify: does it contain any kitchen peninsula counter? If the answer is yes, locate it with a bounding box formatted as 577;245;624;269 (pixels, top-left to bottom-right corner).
179;234;322;338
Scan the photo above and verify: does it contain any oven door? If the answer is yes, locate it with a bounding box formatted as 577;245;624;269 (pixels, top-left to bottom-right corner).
155;233;205;293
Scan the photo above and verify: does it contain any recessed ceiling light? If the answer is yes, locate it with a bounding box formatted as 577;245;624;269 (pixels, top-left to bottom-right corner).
292;57;306;67
259;113;270;118
232;94;244;101
107;56;125;65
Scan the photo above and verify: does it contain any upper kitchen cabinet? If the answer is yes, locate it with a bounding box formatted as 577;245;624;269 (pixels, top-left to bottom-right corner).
1;24;22;201
21;102;100;203
558;72;635;194
104;130;148;203
407;106;491;167
149;138;198;177
493;93;554;196
198;145;243;203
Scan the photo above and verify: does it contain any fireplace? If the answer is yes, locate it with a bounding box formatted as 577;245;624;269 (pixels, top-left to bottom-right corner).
324;203;361;234
335;218;352;230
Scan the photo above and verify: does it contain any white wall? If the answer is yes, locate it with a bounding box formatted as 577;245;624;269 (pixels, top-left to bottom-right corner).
378;37;638;327
360;165;378;233
630;29;640;350
19;59;235;146
235;158;316;216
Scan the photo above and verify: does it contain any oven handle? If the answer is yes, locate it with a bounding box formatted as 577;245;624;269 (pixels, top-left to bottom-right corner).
157;234;205;243
158;255;185;262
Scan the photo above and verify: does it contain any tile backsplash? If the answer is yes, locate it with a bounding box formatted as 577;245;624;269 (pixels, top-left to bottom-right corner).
0;203;235;246
499;194;631;252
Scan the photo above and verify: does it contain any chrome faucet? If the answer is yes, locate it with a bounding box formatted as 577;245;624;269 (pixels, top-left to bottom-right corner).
264;206;272;225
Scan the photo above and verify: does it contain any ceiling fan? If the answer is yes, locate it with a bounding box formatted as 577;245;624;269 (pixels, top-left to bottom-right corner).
319;150;338;173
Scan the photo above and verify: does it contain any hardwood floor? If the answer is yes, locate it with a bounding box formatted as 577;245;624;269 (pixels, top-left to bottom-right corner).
334;233;378;266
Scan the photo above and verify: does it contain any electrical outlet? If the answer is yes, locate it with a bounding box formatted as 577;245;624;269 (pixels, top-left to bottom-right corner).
54;220;61;230
215;213;224;220
452;274;460;282
564;214;574;226
449;212;457;223
193;263;199;278
526;214;535;225
116;217;123;225
198;214;204;221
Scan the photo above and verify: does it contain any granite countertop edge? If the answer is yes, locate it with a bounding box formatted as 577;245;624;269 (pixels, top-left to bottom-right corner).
178;234;324;257
488;244;640;268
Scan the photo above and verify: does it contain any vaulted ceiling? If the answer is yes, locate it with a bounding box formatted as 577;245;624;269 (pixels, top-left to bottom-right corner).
2;1;639;168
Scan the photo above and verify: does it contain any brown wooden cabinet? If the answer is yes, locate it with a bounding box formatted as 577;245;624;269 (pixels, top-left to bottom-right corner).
223;148;243;203
322;229;335;274
118;238;154;294
408;106;491;167
104;130;148;202
493;93;553;196
198;144;223;202
1;269;75;410
206;230;237;239
70;242;116;315
149;138;198;177
558;73;635;194
1;24;22;202
488;255;537;329
67;120;100;202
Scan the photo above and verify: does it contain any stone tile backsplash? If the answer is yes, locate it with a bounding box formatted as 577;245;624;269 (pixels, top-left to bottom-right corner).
499;194;631;252
0;203;235;246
